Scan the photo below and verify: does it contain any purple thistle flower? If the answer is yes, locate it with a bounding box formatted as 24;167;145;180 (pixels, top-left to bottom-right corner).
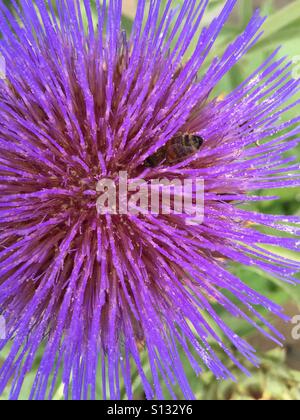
0;0;300;400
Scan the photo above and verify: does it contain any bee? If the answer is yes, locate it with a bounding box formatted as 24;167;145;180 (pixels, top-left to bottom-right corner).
145;133;204;167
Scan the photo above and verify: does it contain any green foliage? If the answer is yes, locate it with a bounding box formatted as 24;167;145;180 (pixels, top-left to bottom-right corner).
195;349;300;400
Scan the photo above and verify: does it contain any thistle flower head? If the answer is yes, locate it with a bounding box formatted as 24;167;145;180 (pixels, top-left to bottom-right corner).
0;0;300;400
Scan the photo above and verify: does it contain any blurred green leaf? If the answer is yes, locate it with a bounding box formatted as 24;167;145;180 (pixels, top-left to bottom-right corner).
252;0;300;51
122;15;134;36
239;0;254;27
